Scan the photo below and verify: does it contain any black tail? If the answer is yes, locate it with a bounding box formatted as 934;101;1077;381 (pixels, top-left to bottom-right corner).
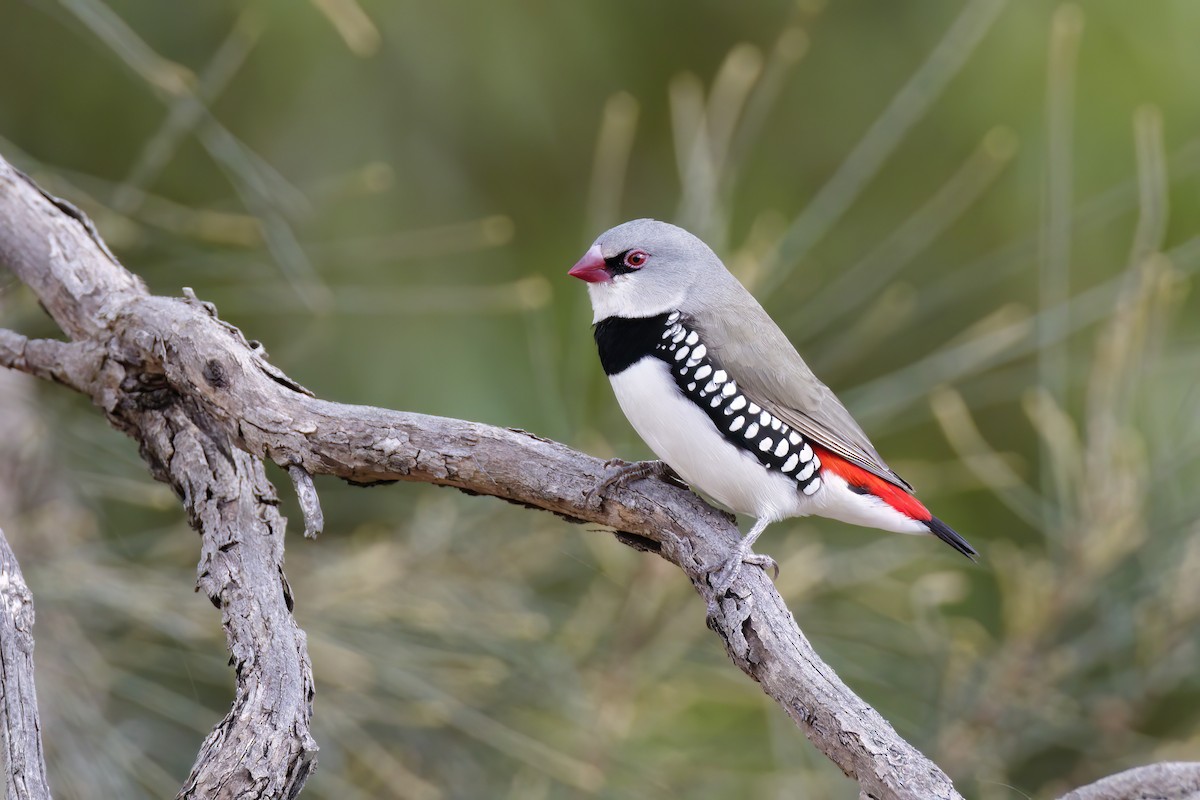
925;516;978;561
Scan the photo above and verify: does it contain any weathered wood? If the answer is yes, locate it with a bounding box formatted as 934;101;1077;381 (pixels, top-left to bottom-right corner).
0;153;962;798
0;527;53;800
1057;763;1200;800
0;161;316;799
2;151;1195;799
287;465;324;539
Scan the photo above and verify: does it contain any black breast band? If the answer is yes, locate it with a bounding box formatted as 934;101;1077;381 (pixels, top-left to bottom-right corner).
593;313;672;376
592;311;823;495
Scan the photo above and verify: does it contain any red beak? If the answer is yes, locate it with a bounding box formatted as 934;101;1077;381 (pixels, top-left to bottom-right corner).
567;244;611;283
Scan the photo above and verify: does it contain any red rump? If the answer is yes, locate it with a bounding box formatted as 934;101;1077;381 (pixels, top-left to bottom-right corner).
811;445;932;522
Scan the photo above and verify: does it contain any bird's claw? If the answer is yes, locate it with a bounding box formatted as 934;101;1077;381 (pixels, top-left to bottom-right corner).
744;552;780;579
583;459;682;508
710;547;779;597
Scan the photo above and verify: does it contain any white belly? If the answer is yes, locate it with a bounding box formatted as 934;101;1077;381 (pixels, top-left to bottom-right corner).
609;359;806;522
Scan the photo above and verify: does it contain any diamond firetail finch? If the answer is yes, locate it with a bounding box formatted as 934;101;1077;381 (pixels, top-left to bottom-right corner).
570;219;976;589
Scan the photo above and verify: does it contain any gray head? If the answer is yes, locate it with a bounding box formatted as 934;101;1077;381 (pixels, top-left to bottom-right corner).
568;219;732;322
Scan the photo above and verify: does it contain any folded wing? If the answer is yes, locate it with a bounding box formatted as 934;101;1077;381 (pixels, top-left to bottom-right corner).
686;298;915;494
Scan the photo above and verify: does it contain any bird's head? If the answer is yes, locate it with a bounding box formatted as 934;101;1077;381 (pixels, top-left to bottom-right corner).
569;218;722;322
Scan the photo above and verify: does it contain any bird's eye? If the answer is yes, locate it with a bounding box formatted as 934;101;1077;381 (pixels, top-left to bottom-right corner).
623;250;649;269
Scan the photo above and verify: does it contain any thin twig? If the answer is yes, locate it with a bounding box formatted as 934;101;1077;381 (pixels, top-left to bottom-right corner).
288;465;325;539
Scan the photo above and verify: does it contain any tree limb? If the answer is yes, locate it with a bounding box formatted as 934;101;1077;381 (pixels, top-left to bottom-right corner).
0;161;316;799
1;152;1194;798
1057;762;1200;800
0;526;53;800
0;153;961;798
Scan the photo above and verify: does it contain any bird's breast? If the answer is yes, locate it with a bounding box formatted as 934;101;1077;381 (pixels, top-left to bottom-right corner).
600;312;824;519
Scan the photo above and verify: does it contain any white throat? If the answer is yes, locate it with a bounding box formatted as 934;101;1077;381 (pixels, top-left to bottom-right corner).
587;275;685;323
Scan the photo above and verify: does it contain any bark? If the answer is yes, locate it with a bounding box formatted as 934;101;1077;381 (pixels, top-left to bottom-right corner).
0;527;53;800
1057;762;1200;800
0;152;1195;799
0;161;315;798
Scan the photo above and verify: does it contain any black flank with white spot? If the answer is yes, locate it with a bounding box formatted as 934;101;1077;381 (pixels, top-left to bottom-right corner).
593;311;822;496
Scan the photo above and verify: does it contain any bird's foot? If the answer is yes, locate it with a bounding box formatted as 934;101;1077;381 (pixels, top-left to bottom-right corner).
584;459;684;508
710;539;779;598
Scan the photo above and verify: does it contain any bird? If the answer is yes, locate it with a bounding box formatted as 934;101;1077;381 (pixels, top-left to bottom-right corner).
569;218;976;593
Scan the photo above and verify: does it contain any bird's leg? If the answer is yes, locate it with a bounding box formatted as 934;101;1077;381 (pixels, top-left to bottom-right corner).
584;459;684;508
711;518;778;597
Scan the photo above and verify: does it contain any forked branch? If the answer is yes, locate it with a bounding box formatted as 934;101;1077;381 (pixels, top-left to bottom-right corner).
1;153;1195;799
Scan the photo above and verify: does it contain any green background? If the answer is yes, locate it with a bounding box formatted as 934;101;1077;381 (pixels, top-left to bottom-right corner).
1;0;1199;797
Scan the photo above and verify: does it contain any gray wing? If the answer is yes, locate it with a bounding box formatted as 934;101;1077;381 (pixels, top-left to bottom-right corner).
685;292;915;493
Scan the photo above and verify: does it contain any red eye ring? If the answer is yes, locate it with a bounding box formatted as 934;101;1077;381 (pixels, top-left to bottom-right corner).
624;250;649;269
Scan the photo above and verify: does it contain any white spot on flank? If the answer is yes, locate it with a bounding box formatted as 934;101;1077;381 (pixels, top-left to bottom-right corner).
759;411;770;426
797;461;816;481
774;439;788;457
675;346;690;361
771;418;781;431
722;382;737;397
710;395;723;408
789;432;801;446
802;476;822;496
759;438;773;452
799;443;813;462
672;328;687;343
685;331;699;345
729;395;746;411
745;422;759;438
782;453;799;472
704;381;719;393
748;402;760;415
691;344;707;360
687;382;697;391
667;311;681;324
713;370;727;383
694;365;712;380
729;415;745;432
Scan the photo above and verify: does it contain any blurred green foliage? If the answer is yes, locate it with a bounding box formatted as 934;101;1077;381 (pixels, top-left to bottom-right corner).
2;0;1199;797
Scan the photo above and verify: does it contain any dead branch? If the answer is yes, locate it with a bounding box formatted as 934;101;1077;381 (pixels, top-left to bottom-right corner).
1;152;1195;799
0;160;315;799
1057;762;1200;800
0;526;53;800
